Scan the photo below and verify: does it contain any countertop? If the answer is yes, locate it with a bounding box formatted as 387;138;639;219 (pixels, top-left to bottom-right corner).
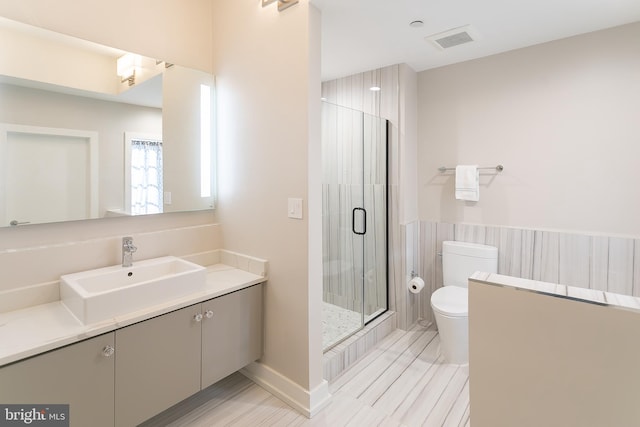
470;272;640;311
0;264;265;367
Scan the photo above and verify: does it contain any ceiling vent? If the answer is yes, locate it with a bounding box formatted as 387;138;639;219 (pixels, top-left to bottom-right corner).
426;25;478;50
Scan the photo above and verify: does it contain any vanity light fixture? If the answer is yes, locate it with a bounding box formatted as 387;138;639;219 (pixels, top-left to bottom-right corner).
200;84;212;198
369;86;381;91
117;53;142;86
262;0;299;12
156;59;174;69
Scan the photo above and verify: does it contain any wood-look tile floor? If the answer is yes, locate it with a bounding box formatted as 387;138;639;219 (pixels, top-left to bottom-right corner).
144;324;470;427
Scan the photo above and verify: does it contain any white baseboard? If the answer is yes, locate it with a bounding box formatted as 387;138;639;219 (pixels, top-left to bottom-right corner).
240;362;332;418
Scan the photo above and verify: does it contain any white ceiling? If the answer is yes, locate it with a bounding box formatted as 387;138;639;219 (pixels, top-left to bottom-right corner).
311;0;640;81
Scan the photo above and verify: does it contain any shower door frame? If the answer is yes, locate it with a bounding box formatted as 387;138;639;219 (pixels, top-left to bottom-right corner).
360;117;389;326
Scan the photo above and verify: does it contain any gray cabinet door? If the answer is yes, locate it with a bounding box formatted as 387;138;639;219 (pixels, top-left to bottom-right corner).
115;305;202;427
201;284;263;389
0;332;115;427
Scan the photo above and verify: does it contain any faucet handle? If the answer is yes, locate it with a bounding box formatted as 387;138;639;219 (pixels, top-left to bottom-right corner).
123;236;137;251
121;237;136;267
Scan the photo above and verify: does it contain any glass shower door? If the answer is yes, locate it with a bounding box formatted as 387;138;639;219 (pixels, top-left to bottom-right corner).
322;102;388;350
362;112;388;323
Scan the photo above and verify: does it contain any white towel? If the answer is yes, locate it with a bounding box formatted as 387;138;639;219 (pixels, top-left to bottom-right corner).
455;165;479;201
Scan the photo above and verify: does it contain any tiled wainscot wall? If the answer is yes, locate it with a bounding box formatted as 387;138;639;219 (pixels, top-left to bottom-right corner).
413;222;640;325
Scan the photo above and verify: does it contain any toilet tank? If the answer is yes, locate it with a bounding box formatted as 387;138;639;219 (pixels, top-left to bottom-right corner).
442;241;498;288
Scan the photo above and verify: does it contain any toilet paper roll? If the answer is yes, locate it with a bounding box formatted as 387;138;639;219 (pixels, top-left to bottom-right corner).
409;277;425;294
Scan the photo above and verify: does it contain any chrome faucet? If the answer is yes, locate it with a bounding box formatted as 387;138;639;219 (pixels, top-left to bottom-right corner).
122;237;137;267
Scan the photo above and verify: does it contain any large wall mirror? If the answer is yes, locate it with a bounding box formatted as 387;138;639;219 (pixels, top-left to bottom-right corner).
0;17;216;228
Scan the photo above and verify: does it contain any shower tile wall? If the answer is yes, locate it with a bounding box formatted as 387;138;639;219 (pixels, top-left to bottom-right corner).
387;118;403;327
404;221;420;327
418;221;640;321
322;67;399;122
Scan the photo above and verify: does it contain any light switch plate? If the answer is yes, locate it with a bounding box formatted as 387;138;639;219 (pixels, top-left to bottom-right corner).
164;192;172;205
288;198;303;219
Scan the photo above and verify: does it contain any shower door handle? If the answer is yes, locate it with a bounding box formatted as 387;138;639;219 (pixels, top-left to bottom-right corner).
352;207;367;235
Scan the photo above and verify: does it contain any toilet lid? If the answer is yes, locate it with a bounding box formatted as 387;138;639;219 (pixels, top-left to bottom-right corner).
431;286;468;317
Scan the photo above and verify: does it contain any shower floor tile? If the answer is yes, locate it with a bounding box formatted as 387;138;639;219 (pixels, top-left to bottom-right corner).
322;302;362;349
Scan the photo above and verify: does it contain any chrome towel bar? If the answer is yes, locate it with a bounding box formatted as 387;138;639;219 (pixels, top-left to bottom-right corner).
438;164;504;173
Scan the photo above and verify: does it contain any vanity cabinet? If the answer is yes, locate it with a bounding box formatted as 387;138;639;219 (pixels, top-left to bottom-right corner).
0;284;263;427
0;333;115;427
115;283;263;426
201;283;263;388
114;304;202;427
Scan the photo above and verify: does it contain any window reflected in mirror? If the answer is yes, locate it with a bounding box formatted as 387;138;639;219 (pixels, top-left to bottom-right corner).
125;133;163;216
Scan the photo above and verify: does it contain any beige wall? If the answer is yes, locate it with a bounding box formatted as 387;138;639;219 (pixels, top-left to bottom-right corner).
211;0;323;399
0;20;118;94
0;0;213;73
0;0;325;411
417;22;640;236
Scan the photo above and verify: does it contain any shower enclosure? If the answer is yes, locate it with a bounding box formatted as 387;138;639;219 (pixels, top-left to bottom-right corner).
322;102;388;350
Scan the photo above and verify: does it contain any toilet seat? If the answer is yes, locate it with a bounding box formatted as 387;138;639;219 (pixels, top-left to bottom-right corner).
431;286;468;317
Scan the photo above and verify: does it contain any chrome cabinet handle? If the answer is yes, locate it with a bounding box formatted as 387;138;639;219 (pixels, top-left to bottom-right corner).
193;313;203;322
205;310;214;319
102;345;115;357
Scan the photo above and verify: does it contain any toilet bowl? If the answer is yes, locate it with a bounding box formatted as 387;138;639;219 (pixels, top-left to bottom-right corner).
431;241;498;364
431;286;469;364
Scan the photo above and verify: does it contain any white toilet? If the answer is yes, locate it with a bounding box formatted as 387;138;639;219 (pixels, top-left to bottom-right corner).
431;241;498;364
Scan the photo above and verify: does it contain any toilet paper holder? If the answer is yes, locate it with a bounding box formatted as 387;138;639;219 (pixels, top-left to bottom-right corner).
408;273;425;294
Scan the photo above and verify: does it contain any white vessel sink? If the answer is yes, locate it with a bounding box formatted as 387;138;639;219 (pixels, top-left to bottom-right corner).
60;256;206;324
